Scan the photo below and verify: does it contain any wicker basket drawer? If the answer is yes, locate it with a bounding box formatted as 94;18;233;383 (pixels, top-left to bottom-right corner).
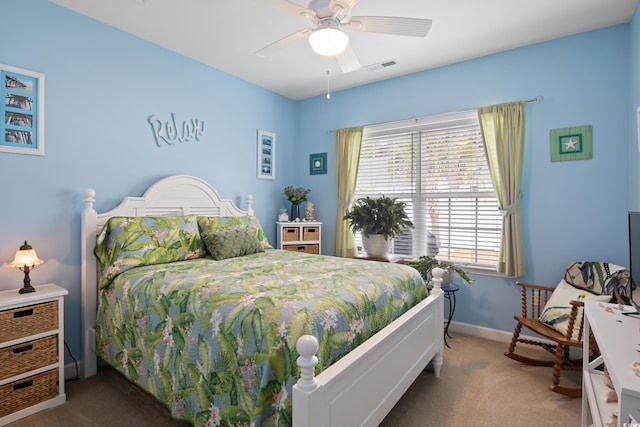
0;335;58;381
0;301;58;343
302;226;319;241
0;369;57;418
282;227;300;241
283;244;319;254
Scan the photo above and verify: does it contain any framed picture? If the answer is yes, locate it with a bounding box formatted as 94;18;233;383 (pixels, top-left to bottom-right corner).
550;125;592;162
1;64;45;155
257;129;275;180
310;152;327;175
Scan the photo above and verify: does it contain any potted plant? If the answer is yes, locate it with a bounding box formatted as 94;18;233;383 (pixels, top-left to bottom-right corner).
343;195;413;257
407;255;473;287
283;186;310;221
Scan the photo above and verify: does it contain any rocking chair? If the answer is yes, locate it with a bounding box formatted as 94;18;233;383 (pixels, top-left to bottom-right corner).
504;261;632;397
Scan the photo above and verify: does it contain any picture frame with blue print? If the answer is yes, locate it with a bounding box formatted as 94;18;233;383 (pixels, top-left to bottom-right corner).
257;129;275;180
0;64;45;156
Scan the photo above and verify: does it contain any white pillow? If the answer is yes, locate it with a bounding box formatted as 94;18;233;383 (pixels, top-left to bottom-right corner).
539;280;611;340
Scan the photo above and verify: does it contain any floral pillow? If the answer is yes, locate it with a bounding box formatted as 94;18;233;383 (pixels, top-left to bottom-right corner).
94;215;205;288
197;215;273;250
539;280;611;340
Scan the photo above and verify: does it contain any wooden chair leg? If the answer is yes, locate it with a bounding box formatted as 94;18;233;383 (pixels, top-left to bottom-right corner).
505;321;523;356
504;321;555;366
548;344;581;398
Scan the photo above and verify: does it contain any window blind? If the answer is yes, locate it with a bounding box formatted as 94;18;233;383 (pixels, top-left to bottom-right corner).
353;110;501;269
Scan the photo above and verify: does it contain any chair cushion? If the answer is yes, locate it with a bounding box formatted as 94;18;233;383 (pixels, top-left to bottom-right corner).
539;280;611;340
564;261;631;304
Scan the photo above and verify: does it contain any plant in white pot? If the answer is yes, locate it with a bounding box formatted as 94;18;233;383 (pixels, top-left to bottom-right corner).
406;256;473;287
343;195;413;257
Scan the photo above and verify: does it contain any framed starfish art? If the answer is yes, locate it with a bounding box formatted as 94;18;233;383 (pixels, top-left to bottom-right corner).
550;125;592;162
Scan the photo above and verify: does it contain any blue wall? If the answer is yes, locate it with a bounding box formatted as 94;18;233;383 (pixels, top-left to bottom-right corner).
296;26;631;333
0;0;637;366
0;0;296;365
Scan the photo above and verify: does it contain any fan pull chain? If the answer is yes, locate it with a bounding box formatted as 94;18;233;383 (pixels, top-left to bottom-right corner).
326;70;331;100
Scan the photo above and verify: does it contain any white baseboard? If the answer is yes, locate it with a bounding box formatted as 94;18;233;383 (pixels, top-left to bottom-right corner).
449;321;584;359
65;360;84;380
447;320;552;345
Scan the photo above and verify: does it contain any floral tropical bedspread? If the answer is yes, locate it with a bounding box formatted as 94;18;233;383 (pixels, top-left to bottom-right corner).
96;249;427;426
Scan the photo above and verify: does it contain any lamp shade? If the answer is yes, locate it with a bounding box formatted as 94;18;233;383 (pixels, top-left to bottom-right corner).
308;27;349;56
9;241;43;268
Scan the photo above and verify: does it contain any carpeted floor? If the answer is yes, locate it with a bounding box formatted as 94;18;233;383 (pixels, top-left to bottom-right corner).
7;334;583;427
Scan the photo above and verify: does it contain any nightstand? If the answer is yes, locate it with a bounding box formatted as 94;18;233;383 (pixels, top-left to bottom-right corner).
0;284;68;425
277;221;322;254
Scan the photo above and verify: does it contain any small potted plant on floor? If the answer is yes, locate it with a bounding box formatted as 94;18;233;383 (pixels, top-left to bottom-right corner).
407;255;473;287
343;195;413;257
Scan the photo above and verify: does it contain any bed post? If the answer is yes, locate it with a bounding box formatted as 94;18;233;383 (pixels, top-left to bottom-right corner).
430;267;444;378
296;335;319;392
81;188;98;378
245;194;253;216
293;335;323;426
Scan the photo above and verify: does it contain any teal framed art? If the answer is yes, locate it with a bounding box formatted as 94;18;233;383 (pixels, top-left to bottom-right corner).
550;125;592;162
310;152;327;175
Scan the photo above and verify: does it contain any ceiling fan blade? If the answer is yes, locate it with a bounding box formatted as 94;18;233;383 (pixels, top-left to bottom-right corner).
329;0;359;17
255;28;312;57
336;43;360;73
347;16;432;37
261;0;316;19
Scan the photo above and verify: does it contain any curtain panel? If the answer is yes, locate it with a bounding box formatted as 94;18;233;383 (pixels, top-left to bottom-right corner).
478;101;526;277
333;127;363;257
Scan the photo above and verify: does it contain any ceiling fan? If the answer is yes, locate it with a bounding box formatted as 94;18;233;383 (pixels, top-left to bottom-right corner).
255;0;432;73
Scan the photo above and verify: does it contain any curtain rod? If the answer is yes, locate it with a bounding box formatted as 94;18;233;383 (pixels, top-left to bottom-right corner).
326;96;544;134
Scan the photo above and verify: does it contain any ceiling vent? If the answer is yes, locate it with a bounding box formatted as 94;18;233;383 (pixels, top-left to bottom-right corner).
366;60;397;71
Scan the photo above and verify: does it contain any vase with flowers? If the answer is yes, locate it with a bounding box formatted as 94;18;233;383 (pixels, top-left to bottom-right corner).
283;186;310;221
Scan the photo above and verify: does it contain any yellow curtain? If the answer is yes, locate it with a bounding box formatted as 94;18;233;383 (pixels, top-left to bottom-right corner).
333;126;363;257
478;101;526;277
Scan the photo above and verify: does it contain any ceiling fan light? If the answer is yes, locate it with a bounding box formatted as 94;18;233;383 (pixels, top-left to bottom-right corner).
309;27;349;56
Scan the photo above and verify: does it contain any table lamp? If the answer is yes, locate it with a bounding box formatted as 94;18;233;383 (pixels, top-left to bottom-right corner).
9;240;44;294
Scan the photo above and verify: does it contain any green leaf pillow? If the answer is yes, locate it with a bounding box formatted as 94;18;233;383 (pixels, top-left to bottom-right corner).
197;215;273;250
94;215;205;288
203;226;264;260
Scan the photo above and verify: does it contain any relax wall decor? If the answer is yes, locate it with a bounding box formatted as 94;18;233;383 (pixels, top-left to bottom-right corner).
148;113;205;147
550;125;592;162
257;129;275;180
0;64;45;155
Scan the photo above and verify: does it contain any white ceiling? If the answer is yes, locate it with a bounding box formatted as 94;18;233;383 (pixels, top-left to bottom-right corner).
49;0;638;100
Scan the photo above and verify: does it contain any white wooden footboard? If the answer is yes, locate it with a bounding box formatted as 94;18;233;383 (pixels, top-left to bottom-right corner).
293;271;444;427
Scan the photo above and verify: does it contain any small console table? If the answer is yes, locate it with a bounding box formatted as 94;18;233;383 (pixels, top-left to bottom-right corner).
427;282;459;348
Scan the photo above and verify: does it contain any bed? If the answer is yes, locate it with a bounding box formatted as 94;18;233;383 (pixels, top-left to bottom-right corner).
80;174;444;427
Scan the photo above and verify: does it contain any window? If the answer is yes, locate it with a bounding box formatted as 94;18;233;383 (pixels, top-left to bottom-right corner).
353;110;501;270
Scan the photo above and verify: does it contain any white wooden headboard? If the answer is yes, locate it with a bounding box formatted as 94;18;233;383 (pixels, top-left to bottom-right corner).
80;174;253;378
